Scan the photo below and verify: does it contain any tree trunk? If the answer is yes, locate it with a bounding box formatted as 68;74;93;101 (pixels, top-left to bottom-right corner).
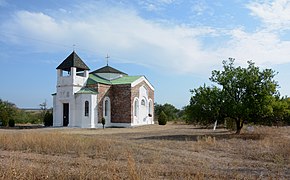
235;118;243;134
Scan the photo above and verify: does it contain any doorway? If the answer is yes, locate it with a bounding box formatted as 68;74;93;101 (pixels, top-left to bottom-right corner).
63;103;69;126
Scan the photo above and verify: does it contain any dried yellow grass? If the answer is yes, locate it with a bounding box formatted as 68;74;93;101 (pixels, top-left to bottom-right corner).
0;125;289;179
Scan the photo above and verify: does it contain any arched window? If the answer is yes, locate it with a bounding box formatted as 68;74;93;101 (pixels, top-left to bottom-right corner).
103;96;111;119
134;99;139;117
85;101;89;116
105;100;109;116
141;99;146;106
148;99;153;116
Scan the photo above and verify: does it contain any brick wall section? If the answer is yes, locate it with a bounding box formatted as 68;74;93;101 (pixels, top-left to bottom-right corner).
131;80;154;115
97;83;112;123
111;84;132;123
87;80;154;124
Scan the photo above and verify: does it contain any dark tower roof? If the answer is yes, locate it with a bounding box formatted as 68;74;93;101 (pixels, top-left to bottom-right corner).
56;51;90;71
90;65;128;75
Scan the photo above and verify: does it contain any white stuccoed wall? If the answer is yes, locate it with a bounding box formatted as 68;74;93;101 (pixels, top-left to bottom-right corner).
130;85;154;126
53;67;90;127
75;94;98;128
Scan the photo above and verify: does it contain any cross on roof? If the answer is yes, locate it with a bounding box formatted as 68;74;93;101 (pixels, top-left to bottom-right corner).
106;54;110;66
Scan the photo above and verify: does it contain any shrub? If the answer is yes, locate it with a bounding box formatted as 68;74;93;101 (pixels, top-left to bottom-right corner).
158;111;167;125
44;111;53;126
101;117;105;129
8;119;15;127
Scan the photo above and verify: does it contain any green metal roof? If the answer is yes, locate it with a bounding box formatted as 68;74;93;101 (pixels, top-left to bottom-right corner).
111;76;142;85
86;74;142;85
87;74;111;85
76;87;98;94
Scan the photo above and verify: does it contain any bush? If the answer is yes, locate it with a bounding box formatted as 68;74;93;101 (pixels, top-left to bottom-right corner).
101;117;105;129
158;111;167;125
44;111;53;126
8;119;15;127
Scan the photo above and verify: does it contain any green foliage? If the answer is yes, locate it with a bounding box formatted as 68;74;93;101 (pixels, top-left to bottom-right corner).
210;59;279;133
187;85;223;126
14;110;42;124
185;58;280;134
259;97;290;126
224;117;236;131
0;98;50;126
1;118;7;126
8;119;15;127
154;103;180;121
158;111;167;125
0;99;17;127
44;111;53;126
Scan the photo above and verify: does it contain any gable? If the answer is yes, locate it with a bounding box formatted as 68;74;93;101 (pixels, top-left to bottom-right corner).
131;76;154;91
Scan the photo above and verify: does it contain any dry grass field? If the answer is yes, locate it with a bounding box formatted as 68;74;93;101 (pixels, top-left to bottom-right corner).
0;124;289;179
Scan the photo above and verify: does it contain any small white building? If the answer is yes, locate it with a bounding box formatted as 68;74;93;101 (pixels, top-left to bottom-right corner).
52;51;154;128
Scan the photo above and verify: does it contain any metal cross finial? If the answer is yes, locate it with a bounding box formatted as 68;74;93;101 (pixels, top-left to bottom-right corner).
105;54;110;66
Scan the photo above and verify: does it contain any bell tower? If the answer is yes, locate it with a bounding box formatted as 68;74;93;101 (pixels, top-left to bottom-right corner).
53;51;90;127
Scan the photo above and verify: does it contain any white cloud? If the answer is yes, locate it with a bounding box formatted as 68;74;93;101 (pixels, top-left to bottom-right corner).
219;28;290;66
1;2;216;74
224;0;290;66
247;0;290;30
139;0;177;12
1;1;290;75
191;1;209;16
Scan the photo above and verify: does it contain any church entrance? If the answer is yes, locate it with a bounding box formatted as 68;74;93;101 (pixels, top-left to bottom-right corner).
63;103;69;126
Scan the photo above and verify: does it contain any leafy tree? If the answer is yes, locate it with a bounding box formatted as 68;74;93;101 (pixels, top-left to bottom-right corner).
0;99;17;126
0;99;50;126
210;58;279;134
262;97;290;126
187;85;223;126
185;58;281;134
154;103;180;121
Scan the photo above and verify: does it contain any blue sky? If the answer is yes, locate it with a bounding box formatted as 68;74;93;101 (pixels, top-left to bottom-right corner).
1;0;290;109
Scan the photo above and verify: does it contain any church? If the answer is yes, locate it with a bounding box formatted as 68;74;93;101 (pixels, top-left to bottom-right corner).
52;51;154;128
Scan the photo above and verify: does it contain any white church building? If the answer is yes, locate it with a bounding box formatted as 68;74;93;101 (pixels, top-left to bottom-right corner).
52;51;154;128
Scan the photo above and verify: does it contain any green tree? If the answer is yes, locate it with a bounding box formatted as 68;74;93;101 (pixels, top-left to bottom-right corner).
210;58;279;134
154;103;180;121
263;97;290;126
187;85;223;126
0;99;17;126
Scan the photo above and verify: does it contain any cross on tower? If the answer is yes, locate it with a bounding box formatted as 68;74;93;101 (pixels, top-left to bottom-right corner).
105;54;110;66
